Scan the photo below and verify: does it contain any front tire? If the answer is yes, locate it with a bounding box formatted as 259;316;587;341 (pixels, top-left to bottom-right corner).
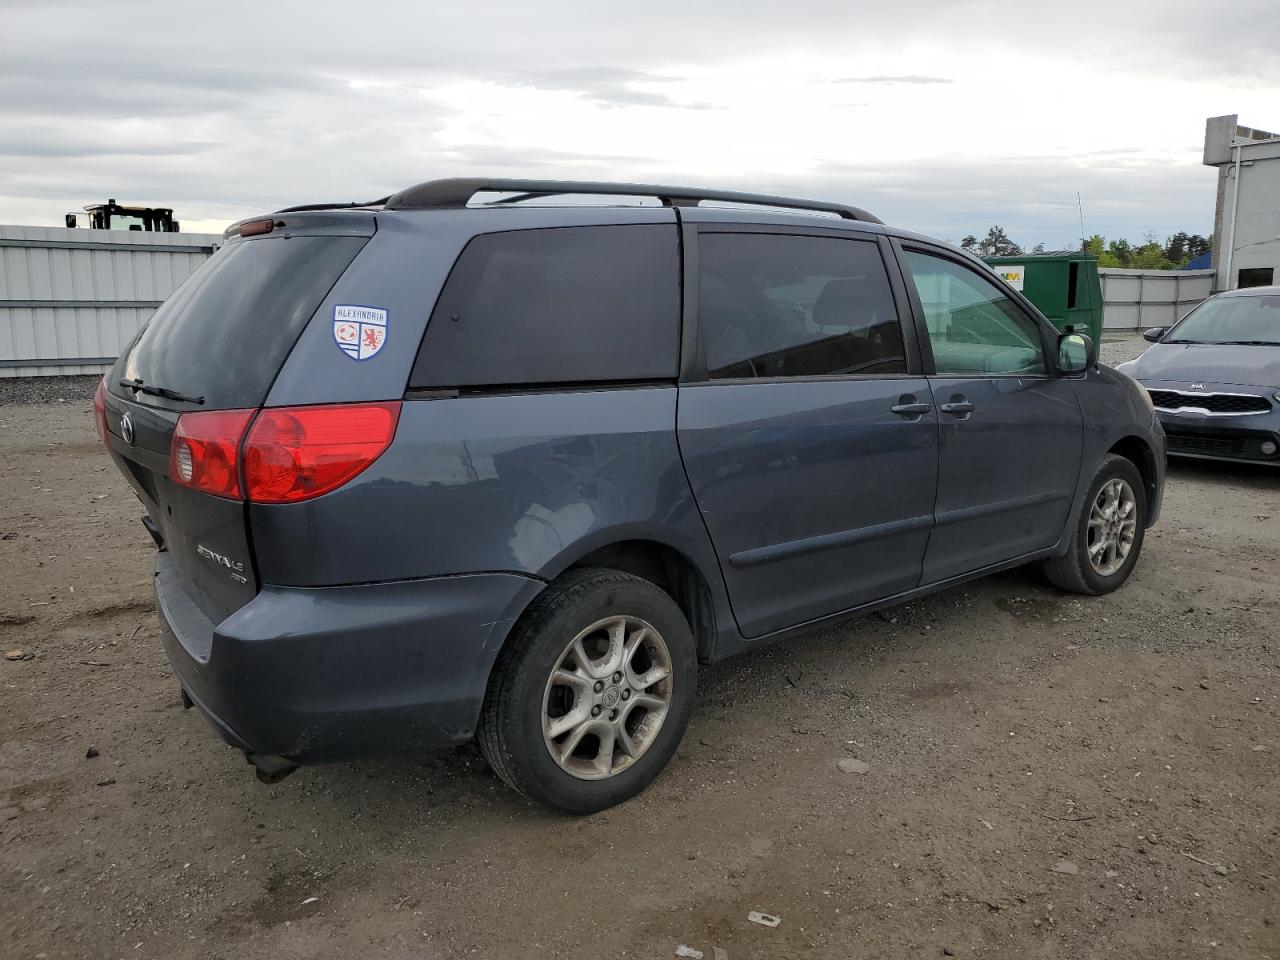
477;568;697;814
1043;454;1147;595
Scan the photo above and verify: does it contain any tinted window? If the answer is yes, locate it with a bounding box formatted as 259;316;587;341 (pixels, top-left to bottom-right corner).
411;224;679;388
902;250;1047;375
698;233;905;379
120;235;367;409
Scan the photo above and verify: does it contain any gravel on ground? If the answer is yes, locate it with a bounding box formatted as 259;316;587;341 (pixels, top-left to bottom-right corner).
1;334;1276;958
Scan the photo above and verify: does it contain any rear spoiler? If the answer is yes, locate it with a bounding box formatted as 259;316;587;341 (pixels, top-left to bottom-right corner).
223;209;379;242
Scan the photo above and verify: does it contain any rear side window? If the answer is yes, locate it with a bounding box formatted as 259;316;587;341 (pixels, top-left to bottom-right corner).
410;224;679;388
697;233;906;379
121;236;367;409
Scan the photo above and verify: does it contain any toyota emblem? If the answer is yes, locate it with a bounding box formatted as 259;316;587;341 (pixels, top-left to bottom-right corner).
120;413;135;445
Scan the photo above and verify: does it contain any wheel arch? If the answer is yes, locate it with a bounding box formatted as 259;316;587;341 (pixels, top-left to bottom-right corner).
547;537;722;662
1107;434;1160;527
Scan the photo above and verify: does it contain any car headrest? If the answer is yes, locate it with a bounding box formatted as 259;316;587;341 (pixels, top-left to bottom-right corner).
813;278;881;329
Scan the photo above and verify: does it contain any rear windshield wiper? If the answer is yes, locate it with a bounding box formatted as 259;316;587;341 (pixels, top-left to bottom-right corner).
119;377;205;405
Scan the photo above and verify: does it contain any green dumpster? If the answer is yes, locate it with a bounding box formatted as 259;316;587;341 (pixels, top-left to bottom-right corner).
982;251;1103;344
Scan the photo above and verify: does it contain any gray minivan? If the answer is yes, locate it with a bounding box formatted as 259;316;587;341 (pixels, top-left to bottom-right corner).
96;178;1165;812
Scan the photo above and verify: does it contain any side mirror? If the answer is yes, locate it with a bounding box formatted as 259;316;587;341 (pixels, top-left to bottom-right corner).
64;213;77;228
1142;326;1168;343
1058;332;1095;374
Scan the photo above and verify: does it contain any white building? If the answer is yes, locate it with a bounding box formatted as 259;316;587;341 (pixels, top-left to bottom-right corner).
1204;114;1280;292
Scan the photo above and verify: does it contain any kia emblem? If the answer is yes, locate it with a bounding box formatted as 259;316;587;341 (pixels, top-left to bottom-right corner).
120;413;135;445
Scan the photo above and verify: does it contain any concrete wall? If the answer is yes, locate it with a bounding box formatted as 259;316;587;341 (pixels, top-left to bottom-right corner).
1099;268;1213;331
0;225;220;377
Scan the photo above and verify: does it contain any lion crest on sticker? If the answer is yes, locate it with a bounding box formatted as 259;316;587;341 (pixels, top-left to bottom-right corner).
332;305;388;361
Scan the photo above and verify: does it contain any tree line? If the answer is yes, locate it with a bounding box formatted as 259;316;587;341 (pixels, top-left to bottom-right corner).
959;226;1211;270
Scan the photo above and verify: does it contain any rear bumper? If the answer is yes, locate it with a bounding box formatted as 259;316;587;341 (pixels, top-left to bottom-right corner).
155;551;543;761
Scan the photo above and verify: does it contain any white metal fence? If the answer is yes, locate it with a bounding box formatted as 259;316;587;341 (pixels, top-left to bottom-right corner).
0;225;220;377
1099;268;1213;331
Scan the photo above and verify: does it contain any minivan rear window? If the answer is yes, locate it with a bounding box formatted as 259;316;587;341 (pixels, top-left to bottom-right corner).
119;235;367;409
410;224;679;389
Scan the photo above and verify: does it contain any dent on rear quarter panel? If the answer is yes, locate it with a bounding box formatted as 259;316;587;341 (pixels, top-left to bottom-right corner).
249;387;727;595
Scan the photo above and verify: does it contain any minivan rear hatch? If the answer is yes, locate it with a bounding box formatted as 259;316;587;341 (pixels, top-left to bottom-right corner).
104;218;372;625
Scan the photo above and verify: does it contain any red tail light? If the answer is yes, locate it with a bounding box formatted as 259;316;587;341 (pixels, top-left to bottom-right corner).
168;402;400;503
92;377;108;446
169;409;255;499
242;402;401;503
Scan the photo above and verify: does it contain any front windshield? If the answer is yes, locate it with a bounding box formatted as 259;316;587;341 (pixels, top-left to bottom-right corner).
1168;294;1280;345
110;214;147;231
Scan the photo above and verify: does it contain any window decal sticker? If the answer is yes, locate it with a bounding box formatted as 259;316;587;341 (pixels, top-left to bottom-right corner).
333;305;388;361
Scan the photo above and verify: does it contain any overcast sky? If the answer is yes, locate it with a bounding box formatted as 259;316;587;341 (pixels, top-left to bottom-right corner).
3;0;1278;247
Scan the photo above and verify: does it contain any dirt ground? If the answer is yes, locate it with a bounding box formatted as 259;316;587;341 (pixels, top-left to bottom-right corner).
2;338;1277;959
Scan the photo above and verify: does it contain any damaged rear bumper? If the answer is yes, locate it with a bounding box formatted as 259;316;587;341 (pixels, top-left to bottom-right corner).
154;551;543;762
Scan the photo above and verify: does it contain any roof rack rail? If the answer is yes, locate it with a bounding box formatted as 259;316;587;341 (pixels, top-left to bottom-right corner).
382;178;882;224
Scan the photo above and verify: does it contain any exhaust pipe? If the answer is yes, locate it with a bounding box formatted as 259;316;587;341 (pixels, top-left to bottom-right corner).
246;752;300;784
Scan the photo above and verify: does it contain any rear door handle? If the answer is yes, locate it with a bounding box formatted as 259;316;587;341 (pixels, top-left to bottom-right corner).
891;401;933;419
940;400;976;417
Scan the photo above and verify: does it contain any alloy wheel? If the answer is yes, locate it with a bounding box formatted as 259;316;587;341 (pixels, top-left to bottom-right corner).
541;616;673;780
1087;478;1138;576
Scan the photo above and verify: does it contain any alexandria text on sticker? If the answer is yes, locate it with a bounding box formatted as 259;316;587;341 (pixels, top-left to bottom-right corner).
332;305;388;361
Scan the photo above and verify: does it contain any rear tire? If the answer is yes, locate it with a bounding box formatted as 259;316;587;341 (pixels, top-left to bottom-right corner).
1043;454;1147;595
478;568;697;814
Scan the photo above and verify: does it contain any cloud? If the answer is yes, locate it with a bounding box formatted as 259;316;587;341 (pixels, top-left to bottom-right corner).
494;66;715;110
791;153;1216;247
0;132;216;159
432;142;660;171
831;75;952;85
0;0;1275;242
0;56;348;118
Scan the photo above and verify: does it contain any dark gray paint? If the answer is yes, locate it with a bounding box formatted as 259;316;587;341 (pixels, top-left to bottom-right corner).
157;549;543;757
921;376;1083;582
249;385;737;647
1065;365;1166;520
105;194;1168;767
677;377;939;637
103;389;258;624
